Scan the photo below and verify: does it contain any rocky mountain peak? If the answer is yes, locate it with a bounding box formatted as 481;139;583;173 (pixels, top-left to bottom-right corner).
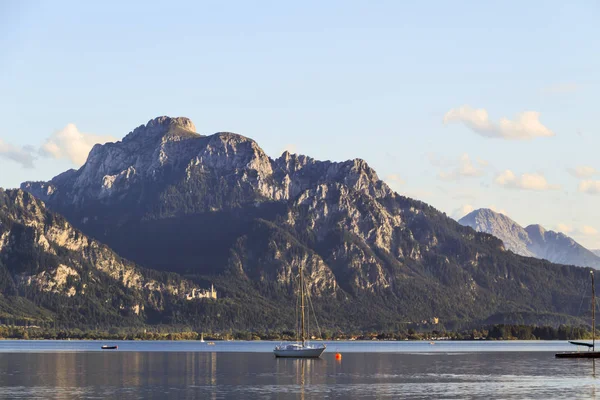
21;116;396;212
192;131;273;176
16;117;600;328
123;116;198;143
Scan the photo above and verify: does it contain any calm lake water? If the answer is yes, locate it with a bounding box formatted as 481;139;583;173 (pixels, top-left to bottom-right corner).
0;340;598;399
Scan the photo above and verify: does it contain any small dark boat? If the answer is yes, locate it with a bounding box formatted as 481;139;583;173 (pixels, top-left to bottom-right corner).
101;345;118;350
556;271;599;359
555;350;600;359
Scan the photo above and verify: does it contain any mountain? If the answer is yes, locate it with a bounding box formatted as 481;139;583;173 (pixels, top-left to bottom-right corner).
20;116;596;329
0;188;217;327
458;209;535;257
459;209;600;269
594;250;600;257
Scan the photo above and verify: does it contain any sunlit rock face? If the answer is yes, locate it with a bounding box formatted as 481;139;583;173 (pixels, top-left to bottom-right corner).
18;116;595;327
0;188;211;324
21;116;405;294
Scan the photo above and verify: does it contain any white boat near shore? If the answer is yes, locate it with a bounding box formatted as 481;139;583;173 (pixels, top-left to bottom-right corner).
273;264;325;358
274;343;326;358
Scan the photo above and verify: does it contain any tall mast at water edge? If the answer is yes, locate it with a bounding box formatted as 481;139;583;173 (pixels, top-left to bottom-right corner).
592;270;596;352
300;265;306;347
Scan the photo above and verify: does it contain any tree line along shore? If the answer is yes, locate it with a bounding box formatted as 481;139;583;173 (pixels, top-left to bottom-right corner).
0;324;591;341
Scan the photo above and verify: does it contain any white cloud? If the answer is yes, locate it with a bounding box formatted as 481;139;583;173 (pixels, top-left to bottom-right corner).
567;166;598;178
431;153;488;181
40;124;115;166
556;223;574;234
495;170;560;191
579;180;600;195
438;153;487;181
556;224;598;237
0;139;35;168
477;158;489;167
443;105;554;140
385;174;405;185
452;204;474;219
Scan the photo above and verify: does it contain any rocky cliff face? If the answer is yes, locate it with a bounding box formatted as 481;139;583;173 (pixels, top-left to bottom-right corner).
0;188;211;325
459;209;600;269
23;117;390;215
22;117;398;295
20;116;597;327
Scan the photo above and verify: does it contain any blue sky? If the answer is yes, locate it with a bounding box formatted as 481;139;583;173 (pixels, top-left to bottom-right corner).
1;0;599;247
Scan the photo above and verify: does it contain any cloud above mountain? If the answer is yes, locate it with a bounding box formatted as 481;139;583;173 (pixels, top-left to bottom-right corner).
0;139;36;168
385;174;405;186
1;124;115;169
437;153;487;181
429;153;488;181
579;180;600;195
568;166;598;178
452;204;474;219
39;124;115;166
557;223;598;237
443;106;554;140
495;170;560;191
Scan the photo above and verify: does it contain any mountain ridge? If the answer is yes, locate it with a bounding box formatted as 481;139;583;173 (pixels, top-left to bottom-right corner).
459;208;600;269
18;116;598;329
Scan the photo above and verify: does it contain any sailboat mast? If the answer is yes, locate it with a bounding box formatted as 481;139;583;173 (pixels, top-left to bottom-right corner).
300;265;306;346
592;270;595;351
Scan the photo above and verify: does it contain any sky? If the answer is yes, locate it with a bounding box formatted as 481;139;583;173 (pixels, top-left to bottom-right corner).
1;0;599;248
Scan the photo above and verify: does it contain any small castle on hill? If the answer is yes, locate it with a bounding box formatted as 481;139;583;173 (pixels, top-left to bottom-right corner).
186;284;217;300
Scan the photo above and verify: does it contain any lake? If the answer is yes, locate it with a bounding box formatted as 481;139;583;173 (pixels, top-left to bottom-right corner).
0;340;598;399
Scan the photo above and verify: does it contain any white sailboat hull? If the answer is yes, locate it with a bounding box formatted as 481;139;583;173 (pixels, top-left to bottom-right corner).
273;344;326;358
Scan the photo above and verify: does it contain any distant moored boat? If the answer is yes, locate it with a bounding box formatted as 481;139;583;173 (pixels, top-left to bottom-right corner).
101;345;118;350
556;270;600;359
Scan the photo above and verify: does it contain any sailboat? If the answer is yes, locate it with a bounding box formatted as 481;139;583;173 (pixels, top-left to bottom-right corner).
556;270;600;358
273;265;326;358
200;333;205;343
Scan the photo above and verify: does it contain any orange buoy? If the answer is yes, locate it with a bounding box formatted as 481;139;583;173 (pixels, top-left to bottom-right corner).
335;353;342;360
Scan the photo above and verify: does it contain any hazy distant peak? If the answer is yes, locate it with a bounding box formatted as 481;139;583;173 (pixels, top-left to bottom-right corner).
462;208;508;221
459;208;533;256
459;209;600;268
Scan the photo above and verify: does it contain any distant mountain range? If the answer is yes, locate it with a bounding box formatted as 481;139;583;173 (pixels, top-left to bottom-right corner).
12;116;595;329
594;250;600;257
459;208;600;269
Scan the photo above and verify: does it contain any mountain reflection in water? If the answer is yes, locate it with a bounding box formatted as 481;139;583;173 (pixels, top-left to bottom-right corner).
0;341;598;399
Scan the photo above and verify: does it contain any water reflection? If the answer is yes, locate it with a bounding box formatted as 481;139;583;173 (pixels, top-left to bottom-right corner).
1;350;600;399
